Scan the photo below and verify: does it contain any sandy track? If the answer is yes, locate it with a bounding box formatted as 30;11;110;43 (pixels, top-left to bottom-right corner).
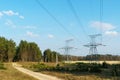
12;63;63;80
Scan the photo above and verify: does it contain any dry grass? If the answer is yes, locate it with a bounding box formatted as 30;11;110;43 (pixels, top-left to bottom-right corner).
0;63;37;80
41;71;118;80
18;62;120;80
65;61;120;64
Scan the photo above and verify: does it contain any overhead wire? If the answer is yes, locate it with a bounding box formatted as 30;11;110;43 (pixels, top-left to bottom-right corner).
35;0;80;41
100;0;103;28
67;0;88;38
100;0;103;44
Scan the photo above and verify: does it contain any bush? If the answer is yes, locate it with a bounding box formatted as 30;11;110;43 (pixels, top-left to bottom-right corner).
102;61;109;68
75;63;102;73
76;63;89;72
30;63;55;71
0;62;6;70
89;63;102;73
110;64;120;76
30;62;103;73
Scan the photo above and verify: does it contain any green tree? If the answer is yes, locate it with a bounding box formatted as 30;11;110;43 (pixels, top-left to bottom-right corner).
43;49;51;62
7;39;16;62
0;37;7;62
43;49;63;62
18;40;28;61
17;40;42;62
28;42;42;61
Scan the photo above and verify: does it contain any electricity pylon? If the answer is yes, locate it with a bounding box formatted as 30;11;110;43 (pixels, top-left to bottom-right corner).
84;34;103;62
60;39;74;61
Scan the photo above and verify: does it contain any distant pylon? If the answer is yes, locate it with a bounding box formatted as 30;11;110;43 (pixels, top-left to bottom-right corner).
60;39;73;61
84;34;104;62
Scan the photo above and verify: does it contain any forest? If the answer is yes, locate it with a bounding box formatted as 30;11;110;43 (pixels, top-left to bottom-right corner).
0;36;120;62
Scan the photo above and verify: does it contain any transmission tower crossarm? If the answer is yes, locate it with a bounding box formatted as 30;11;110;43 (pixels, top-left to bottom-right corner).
84;34;105;62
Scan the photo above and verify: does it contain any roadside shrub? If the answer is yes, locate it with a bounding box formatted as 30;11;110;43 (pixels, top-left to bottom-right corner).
102;61;109;68
31;63;47;71
89;63;102;73
75;63;102;73
56;63;60;67
110;64;120;76
75;63;89;72
30;63;55;71
0;62;6;70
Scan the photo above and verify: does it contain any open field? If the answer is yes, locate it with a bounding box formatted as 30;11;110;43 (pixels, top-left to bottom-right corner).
65;61;120;64
13;63;62;80
18;62;120;80
41;71;116;80
0;63;37;80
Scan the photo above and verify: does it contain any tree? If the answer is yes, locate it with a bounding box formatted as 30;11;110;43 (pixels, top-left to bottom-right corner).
28;42;42;61
0;37;7;62
43;49;51;62
0;37;16;62
17;40;42;62
18;40;28;61
43;49;64;62
7;39;16;62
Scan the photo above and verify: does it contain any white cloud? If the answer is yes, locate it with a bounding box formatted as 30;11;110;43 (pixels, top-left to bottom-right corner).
5;20;16;28
105;31;118;36
90;21;119;37
48;34;54;38
3;10;18;16
24;26;37;29
19;15;24;19
26;31;39;37
0;12;3;18
91;21;115;31
2;10;24;19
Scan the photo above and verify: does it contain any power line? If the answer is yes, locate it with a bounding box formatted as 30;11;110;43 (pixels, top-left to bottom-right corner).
100;0;103;25
100;0;103;43
84;34;104;63
67;0;88;37
60;39;74;61
35;0;80;41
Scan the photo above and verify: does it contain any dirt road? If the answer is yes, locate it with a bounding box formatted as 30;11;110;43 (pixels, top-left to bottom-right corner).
12;63;63;80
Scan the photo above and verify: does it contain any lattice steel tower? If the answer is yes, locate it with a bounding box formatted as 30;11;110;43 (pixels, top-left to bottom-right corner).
84;34;103;61
60;39;73;61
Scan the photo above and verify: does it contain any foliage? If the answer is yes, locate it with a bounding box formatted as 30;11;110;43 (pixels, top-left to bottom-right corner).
110;64;120;76
85;54;120;61
102;61;109;68
0;62;6;69
88;63;102;73
0;37;16;62
30;63;54;71
15;40;42;62
75;63;102;73
0;36;42;62
7;39;16;62
43;49;63;62
30;62;102;73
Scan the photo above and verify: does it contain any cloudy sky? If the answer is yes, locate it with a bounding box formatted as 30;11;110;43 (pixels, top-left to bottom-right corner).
0;0;120;56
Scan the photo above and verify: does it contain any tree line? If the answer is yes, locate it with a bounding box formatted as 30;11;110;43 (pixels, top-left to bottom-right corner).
0;36;120;62
0;37;16;62
83;54;120;61
0;37;64;62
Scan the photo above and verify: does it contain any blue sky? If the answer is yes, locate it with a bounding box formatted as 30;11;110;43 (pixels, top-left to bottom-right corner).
0;0;120;56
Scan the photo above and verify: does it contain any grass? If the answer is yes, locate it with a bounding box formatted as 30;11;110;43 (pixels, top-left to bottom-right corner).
0;62;6;70
41;70;120;80
41;71;103;80
0;63;37;80
65;61;120;64
18;62;120;80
